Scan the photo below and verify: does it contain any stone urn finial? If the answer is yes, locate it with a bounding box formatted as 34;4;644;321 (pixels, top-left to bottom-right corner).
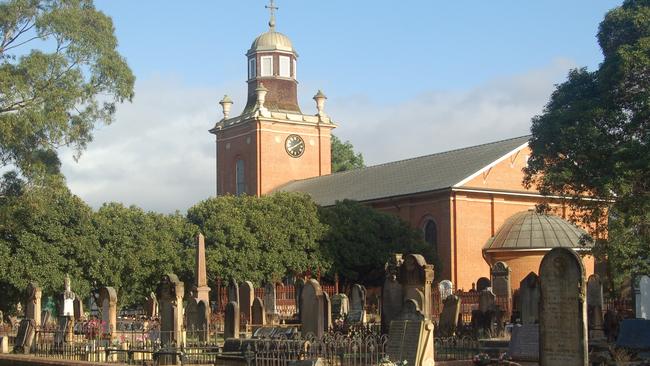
219;95;233;119
313;90;327;117
256;83;269;113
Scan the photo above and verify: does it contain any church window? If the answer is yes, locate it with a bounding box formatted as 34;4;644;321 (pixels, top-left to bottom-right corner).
248;58;256;79
236;159;246;195
424;219;438;254
279;56;290;77
261;56;273;76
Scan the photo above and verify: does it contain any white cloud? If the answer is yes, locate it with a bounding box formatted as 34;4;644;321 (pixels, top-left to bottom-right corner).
60;59;574;213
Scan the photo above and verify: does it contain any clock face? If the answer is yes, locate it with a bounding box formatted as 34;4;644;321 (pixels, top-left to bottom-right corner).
285;134;305;158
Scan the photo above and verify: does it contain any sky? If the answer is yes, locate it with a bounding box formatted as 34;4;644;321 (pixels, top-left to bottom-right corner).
58;1;623;213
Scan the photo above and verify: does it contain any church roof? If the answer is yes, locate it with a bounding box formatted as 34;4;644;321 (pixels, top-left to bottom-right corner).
483;210;592;252
277;135;531;206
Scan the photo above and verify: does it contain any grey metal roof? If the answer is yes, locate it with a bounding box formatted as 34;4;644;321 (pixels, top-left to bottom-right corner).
484;211;592;251
278;135;531;206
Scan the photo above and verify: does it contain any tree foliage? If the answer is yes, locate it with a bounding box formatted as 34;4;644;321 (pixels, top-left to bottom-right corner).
318;199;436;286
524;0;650;286
331;135;365;173
187;192;329;286
0;0;134;178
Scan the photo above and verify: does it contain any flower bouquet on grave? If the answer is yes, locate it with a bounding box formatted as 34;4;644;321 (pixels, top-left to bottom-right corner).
472;352;491;366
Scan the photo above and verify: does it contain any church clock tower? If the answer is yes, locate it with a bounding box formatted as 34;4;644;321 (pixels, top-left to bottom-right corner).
209;1;336;196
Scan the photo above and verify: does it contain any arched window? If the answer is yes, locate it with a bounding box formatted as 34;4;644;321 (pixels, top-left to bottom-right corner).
236;159;246;195
424;219;438;253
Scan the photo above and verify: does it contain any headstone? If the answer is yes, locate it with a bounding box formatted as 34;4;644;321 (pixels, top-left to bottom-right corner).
386;300;434;366
477;277;491;292
616;319;650;350
399;254;434;319
322;291;332;331
295;278;305;320
508;324;539;362
24;282;42;328
491;262;512;316
224;301;240;339
54;316;72;344
539;247;587;366
479;288;496;313
98;286;118;338
252;297;266;330
156;273;185;348
0;336;7;354
228;280;239;305
185;298;199;331
145;292;159;318
197;300;210;341
300;279;324;338
73;297;84;321
438;294;461;337
519;272;540;324
13;319;36;354
381;275;403;335
634;275;650;320
438;280;454;300
40;309;51;327
587;274;605;341
239;281;254;325
194;233;211;303
348;284;366;323
331;293;349;320
264;282;278;317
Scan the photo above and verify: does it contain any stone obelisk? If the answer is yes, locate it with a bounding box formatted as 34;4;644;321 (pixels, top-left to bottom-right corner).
195;233;211;303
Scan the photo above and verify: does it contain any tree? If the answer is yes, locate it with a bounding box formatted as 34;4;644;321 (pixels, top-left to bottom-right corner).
318;199;437;287
331;135;365;173
92;203;196;307
187;192;328;285
0;173;101;313
0;0;135;179
524;0;649;287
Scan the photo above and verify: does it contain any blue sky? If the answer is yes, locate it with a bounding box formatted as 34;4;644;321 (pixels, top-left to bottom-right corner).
60;1;622;212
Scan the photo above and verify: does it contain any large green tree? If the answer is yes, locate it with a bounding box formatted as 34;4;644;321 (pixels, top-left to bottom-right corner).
0;0;134;179
319;199;436;286
187;192;328;285
524;0;650;286
331;135;365;173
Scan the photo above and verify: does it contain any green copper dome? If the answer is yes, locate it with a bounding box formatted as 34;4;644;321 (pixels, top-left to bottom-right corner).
484;211;592;252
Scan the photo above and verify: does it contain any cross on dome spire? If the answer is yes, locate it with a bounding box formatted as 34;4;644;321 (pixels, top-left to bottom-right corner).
265;0;278;31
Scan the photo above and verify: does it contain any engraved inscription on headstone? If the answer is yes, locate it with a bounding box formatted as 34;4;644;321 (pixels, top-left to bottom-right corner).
519;272;540;324
508;324;539;361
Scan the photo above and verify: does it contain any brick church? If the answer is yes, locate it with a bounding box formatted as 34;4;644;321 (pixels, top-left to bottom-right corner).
209;6;595;291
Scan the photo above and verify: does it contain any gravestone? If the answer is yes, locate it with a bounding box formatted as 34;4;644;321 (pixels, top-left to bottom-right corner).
616;319;650;350
491;262;511;318
194;233;211;303
252;297;266;330
239;281;254;325
587;274;605;341
634;275;650;320
300;279;324;338
399;254;434;319
73;297;84;320
479;288;496;313
41;309;51;327
348;284;366;323
145;292;158;318
386;300;434;366
98;286;118;338
476;277;491;292
264;282;278;318
13;319;36;354
322;291;332;331
438;280;454;300
224;301;240;339
438;294;461;337
156;273;185;349
331;293;349;320
508;324;539;362
295;278;305;320
539;247;587;366
196;300;210;342
228;280;239;305
185;298;199;332
24;282;42;328
519;272;540;324
381;275;403;335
